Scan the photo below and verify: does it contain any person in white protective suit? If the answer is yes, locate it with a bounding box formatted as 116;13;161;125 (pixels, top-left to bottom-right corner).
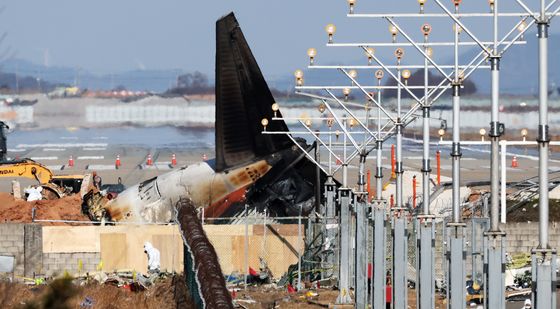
521;299;532;309
143;242;160;274
25;186;42;201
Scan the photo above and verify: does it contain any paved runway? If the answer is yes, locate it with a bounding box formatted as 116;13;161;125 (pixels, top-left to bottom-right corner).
2;126;560;196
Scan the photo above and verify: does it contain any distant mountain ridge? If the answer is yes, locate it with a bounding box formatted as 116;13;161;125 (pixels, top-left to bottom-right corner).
1;32;558;95
0;58;183;92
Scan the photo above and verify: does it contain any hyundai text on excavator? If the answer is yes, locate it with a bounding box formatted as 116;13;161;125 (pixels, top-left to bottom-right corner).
0;121;92;199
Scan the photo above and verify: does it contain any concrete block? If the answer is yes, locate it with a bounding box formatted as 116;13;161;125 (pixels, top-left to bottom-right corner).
6;246;19;252
43;258;55;265
1;241;15;248
86;258;99;265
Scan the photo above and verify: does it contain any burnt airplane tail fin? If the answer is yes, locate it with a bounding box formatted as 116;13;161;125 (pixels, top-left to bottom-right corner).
215;12;292;172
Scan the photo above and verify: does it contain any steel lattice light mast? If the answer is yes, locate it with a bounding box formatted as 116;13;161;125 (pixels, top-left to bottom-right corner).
263;0;559;307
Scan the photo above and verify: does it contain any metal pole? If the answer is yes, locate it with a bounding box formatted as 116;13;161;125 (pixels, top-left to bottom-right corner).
489;57;502;232
533;2;555;307
396;65;403;209
376;79;384;199
393;213;408;309
324;177;337;279
417;33;435;309
244;204;249;290
372;201;386;309
501;142;507;224
393;57;408;309
451;13;462;226
537;2;550;255
337;188;353;304
315;137;321;215
485;1;507;306
422;42;431;216
337;119;352;304
355;154;368;308
448;10;466;309
297;205;302;290
489;0;502;230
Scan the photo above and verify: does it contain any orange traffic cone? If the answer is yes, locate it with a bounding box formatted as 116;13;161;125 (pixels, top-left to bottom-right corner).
146;154;153;166
511;156;518;168
68;155;74;167
171;154;177;166
115;155;121;169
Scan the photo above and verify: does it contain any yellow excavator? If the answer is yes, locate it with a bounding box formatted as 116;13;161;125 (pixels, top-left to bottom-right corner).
0;122;91;199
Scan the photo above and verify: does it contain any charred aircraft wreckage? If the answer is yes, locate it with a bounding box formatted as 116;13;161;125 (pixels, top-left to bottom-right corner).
83;13;331;224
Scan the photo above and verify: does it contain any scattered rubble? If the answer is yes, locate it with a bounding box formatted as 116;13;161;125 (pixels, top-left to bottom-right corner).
0;273;178;309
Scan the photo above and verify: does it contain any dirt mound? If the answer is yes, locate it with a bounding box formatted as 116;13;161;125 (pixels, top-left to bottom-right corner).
0;277;178;309
0;192;90;225
508;198;560;222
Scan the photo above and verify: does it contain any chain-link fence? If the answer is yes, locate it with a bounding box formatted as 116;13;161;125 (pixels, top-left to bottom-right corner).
201;212;339;288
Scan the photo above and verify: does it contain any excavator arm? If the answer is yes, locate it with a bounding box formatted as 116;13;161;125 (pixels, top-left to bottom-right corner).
0;159;54;184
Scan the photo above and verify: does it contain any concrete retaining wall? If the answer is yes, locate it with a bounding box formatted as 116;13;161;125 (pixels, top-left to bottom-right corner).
1;221;558;281
0;224;25;277
504;222;560;254
43;252;100;276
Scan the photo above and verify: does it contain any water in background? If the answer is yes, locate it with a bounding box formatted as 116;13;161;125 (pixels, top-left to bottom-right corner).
7;126;215;149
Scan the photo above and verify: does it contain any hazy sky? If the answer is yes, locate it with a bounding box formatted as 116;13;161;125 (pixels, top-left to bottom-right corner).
0;1;555;78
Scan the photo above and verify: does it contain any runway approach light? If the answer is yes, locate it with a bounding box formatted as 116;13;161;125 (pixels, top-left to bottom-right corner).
304;118;312;128
418;0;426;13
365;47;375;65
294;69;304;86
521;128;528;141
318;103;326;114
453;0;462;9
325;24;336;44
327;117;334;128
438;128;445;141
349;118;357;128
426;47;434;58
518;21;528;32
343;88;351;101
307;48;317;65
453;23;463;35
488;0;495;12
395;48;405;61
375;69;384;80
261;118;269;131
479;128;486;141
402;69;411;85
389;25;399;43
421;23;432;37
347;0;356;14
271;102;279;117
518;21;528;39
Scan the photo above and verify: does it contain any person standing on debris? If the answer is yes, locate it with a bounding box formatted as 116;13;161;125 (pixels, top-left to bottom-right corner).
143;242;160;273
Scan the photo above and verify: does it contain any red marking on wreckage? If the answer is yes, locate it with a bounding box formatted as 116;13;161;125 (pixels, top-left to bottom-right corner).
205;185;248;218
